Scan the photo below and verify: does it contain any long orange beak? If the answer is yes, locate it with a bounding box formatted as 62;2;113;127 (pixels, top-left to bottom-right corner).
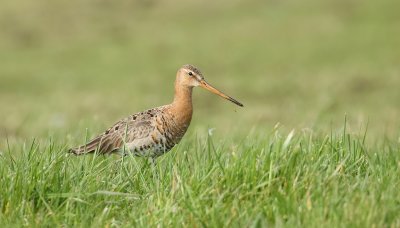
199;80;243;107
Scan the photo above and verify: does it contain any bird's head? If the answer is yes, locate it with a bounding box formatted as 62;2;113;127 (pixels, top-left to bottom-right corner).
176;64;243;107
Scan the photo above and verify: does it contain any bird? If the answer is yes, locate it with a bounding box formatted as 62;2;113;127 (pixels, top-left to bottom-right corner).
69;64;243;160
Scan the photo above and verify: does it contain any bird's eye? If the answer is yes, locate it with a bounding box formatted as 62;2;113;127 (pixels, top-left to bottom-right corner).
188;72;193;76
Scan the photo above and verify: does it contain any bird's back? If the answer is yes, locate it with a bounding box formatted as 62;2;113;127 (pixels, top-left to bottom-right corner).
69;104;191;158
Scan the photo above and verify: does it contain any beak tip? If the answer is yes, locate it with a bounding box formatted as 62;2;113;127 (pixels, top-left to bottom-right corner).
231;100;243;107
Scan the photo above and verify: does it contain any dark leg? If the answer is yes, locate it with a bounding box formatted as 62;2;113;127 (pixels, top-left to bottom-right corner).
149;157;156;166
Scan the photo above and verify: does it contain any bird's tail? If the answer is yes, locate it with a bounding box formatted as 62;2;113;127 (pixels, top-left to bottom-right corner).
69;136;103;155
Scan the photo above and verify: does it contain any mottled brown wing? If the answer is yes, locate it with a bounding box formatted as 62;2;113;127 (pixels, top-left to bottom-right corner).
69;114;156;155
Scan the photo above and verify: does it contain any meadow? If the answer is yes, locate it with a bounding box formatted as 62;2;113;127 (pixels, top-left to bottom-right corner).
1;0;400;227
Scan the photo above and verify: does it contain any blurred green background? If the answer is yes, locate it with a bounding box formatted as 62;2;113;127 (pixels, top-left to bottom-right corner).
1;0;399;143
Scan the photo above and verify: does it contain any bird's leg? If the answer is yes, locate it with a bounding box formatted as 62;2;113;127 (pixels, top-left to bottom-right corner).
121;150;129;158
148;157;156;167
148;156;159;179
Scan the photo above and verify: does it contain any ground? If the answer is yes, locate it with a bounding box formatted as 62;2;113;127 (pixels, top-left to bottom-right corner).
0;0;399;227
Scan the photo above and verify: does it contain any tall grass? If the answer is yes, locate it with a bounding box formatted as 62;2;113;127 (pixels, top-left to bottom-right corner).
1;127;399;227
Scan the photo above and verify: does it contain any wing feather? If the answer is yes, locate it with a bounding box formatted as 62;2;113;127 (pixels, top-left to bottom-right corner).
69;108;163;155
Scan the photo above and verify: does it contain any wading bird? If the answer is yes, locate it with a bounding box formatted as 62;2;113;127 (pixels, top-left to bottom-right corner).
69;64;243;160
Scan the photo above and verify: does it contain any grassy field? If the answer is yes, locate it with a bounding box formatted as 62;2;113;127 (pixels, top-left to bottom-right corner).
1;126;399;227
1;0;400;226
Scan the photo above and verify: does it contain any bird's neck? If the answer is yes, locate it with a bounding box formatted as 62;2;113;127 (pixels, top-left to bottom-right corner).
171;85;193;125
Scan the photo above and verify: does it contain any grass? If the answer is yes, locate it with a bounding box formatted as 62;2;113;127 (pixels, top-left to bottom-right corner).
1;125;399;227
1;0;400;226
